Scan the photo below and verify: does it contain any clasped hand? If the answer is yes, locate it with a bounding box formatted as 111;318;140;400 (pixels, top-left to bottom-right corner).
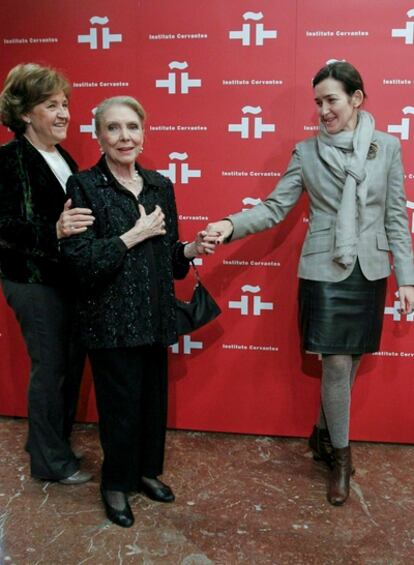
193;230;218;256
205;219;234;244
182;219;233;258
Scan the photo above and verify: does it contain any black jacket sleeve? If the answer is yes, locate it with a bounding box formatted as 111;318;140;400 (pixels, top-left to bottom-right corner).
162;178;190;280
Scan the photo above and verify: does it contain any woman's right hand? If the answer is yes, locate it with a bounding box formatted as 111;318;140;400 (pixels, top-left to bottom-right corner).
56;199;95;239
120;204;166;249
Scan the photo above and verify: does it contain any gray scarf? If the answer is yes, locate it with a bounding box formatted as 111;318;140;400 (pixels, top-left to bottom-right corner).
317;110;375;267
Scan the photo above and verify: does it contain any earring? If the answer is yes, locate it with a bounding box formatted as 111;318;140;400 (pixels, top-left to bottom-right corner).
25;119;31;124
140;146;144;154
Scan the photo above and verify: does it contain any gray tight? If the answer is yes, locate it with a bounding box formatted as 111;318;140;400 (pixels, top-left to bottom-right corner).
317;354;361;449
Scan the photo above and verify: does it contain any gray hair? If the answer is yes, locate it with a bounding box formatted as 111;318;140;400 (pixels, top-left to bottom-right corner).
94;96;146;135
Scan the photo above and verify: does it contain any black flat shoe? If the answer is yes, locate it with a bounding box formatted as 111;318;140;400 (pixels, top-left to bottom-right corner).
100;487;134;528
140;478;175;503
59;470;93;485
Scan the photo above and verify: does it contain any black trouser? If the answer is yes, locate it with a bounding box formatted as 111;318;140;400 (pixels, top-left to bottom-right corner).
89;345;168;492
1;280;85;480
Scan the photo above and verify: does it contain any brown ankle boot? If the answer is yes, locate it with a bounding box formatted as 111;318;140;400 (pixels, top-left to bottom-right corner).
308;426;335;469
327;445;352;506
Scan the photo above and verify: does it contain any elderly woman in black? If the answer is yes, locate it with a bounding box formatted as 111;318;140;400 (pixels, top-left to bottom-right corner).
61;95;216;527
0;63;93;483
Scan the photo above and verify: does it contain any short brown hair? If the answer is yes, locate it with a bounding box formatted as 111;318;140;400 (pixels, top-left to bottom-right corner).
0;63;71;134
94;96;146;135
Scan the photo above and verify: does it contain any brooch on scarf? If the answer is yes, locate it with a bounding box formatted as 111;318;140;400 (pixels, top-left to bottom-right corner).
367;143;378;160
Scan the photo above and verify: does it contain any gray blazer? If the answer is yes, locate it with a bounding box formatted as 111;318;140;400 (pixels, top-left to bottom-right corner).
229;130;414;286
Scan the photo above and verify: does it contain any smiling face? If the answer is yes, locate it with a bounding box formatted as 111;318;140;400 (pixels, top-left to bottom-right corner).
23;90;70;150
97;103;144;168
314;77;363;134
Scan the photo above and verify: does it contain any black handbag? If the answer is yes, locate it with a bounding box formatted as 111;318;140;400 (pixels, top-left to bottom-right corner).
176;262;221;335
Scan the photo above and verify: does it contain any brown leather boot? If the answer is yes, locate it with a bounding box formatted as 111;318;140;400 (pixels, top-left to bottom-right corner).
308;426;335;469
327;445;352;506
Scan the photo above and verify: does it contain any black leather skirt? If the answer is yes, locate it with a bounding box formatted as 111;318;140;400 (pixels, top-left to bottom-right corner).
299;261;387;355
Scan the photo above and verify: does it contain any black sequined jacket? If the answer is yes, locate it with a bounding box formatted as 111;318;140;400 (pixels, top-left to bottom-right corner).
0;135;78;285
60;157;190;349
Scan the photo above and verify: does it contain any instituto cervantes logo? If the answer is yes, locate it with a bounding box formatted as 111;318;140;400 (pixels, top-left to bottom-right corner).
171;335;203;355
229;285;274;316
384;292;414;321
155;62;201;94
228;106;275;139
77;16;122;49
158;152;201;184
80;107;97;138
325;58;346;65
391;9;414;44
387;107;414;140
229;11;277;46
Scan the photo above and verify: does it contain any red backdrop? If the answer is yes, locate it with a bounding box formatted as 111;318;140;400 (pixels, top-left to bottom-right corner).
1;0;413;442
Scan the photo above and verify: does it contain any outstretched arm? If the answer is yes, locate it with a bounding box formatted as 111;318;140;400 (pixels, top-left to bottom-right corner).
205;148;303;244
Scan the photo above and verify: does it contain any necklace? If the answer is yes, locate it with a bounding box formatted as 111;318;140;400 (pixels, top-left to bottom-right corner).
112;169;144;198
113;170;140;186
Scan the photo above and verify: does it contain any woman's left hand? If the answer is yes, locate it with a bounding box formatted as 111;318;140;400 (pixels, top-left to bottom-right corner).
398;286;414;315
184;231;218;258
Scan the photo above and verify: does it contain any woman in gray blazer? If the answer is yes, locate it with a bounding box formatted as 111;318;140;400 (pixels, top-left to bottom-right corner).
207;61;414;506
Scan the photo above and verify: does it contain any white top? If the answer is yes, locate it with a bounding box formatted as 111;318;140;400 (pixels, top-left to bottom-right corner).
37;148;72;192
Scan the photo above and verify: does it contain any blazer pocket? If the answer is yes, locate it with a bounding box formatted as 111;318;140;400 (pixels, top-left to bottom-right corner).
302;233;332;256
376;233;390;251
302;217;333;256
309;217;332;233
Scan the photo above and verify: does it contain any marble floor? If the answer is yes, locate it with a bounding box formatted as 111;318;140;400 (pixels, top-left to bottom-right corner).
0;417;413;564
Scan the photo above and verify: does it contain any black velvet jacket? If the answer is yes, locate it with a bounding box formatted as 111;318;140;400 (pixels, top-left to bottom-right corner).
60;157;190;349
0;135;78;285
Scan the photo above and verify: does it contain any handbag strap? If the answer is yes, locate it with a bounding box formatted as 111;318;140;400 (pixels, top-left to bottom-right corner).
190;260;201;283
